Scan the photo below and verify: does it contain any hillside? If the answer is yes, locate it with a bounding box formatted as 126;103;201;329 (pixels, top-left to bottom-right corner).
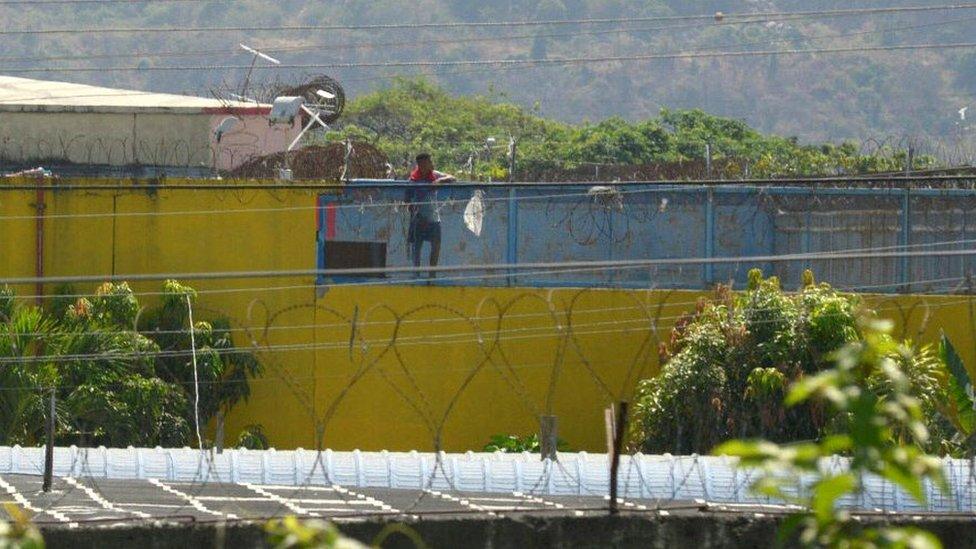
328;79;918;179
1;0;975;156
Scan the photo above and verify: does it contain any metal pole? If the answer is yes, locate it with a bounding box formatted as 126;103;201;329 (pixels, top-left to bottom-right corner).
609;401;628;515
703;188;715;286
540;415;558;461
900;187;912;292
239;54;258;98
705;142;712;178
508;137;517;183
215;411;225;454
34;176;45;307
506;187;519;287
43;388;55;492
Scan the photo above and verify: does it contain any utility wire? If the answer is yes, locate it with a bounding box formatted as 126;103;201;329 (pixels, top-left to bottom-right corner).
0;187;673;221
2;273;967;339
0;0;225;4
0;295;970;366
2;181;976;223
0;15;970;108
8;236;975;302
2;4;976;34
2;247;976;286
8;42;976;73
4;13;969;65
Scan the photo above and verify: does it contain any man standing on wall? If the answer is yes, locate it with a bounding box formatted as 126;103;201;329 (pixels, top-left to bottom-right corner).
407;153;456;277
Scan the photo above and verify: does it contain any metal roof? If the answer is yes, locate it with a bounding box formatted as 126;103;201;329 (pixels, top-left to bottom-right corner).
0;75;269;114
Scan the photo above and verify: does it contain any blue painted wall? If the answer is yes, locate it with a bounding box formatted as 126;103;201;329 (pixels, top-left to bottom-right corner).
317;182;976;294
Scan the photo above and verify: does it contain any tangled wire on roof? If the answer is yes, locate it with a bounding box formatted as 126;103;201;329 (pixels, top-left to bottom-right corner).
272;75;346;124
228;141;389;181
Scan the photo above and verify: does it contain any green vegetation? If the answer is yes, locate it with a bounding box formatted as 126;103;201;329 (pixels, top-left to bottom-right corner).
0;281;262;448
0;504;44;549
2;1;968;145
265;517;366;549
630;269;969;457
330;80;930;179
482;433;570;453
716;321;947;548
237;424;271;450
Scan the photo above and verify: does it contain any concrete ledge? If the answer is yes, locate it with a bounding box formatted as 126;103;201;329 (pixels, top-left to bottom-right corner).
39;513;976;549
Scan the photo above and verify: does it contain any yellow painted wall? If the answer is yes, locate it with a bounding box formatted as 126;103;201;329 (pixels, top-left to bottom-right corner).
0;179;974;453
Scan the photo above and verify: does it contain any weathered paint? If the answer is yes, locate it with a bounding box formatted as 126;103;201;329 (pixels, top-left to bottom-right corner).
0;110;298;169
0;180;974;452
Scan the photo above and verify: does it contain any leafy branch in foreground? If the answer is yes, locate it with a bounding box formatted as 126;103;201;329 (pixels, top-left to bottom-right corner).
715;320;948;548
265;516;366;549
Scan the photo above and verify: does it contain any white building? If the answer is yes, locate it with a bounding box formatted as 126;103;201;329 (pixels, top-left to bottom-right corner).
0;76;300;175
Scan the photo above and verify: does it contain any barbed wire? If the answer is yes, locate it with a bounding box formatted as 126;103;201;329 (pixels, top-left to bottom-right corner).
3;180;976;530
0;279;972;526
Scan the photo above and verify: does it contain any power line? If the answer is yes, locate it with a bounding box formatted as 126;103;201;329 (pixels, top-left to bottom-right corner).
2;181;975;223
7;238;973;330
2;4;976;35
0;294;970;366
0;0;221;3
2;271;968;339
0;15;966;120
7;42;976;73
0;296;969;366
0;18;809;63
0;187;663;222
3;247;976;286
4;13;969;65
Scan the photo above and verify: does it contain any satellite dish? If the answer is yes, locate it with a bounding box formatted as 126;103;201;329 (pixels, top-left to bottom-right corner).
275;75;345;124
269;96;305;125
214;116;240;143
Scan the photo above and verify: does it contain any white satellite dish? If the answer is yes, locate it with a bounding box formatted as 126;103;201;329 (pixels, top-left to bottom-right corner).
269;95;333;153
214;116;240;143
269;96;305;125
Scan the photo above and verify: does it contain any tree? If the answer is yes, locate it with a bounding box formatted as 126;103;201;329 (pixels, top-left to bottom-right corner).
327;80;926;180
138;280;262;436
630;270;863;454
631;269;965;457
715;321;947;548
0;281;262;448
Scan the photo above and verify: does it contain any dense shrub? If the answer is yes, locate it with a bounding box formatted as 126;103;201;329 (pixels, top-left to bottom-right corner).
631;270;862;454
630;269;963;455
0;281;262;448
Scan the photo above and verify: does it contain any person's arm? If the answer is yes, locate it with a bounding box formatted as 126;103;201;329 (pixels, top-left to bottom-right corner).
432;170;456;184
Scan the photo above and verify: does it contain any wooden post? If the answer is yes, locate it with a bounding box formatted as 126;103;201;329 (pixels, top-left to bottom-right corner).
609;401;628;515
43;389;55;492
215;410;225;454
604;405;616;456
540;415;558;461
